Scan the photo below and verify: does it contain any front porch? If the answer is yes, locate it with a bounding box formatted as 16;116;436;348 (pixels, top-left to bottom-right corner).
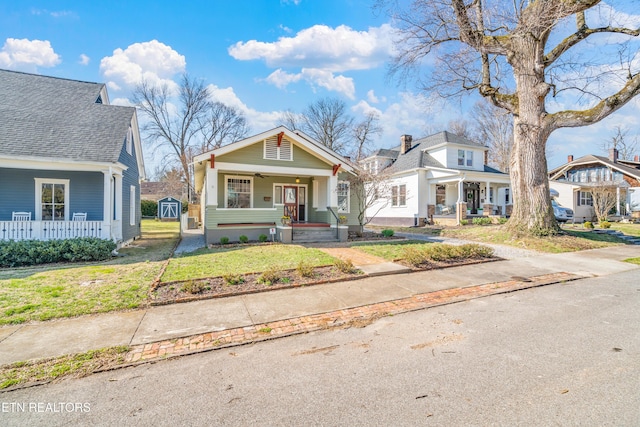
0;220;113;241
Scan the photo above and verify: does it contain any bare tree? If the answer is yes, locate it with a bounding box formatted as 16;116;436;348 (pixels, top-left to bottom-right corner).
471;100;514;172
379;0;640;236
198;102;249;152
352;112;383;161
447;119;475;140
301;97;354;155
133;74;249;200
601;125;639;161
279;109;304;131
588;181;622;222
346;170;393;236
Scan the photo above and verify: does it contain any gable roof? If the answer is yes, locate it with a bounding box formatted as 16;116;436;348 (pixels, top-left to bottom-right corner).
549;154;640;181
0;69;137;165
376;131;489;175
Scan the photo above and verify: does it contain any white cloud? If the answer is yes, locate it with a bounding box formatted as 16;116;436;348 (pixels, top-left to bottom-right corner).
99;40;186;91
207;84;283;131
278;24;293;33
229;24;395;72
265;68;355;98
31;8;77;18
111;97;135;107
0;38;61;72
366;89;386;104
78;53;90;65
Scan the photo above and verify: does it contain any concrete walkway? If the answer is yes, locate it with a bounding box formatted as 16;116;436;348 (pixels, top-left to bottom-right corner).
1;244;638;366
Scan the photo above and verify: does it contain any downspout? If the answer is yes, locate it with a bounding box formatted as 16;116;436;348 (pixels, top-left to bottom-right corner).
456;173;466;225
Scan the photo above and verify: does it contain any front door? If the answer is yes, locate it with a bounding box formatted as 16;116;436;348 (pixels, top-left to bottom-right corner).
284;186;298;221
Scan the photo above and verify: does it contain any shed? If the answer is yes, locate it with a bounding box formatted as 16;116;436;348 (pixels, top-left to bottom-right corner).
157;197;181;221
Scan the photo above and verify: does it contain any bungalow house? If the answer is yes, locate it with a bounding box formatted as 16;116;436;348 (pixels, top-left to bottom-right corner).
0;69;145;245
192;126;357;245
548;149;640;221
362;132;512;226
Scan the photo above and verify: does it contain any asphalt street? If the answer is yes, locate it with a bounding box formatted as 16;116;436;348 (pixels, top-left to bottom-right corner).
2;269;639;426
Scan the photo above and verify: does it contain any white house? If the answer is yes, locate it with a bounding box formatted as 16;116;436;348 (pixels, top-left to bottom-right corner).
363;132;512;226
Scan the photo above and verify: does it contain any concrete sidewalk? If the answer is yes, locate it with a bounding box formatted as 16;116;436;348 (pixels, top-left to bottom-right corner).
1;245;639;366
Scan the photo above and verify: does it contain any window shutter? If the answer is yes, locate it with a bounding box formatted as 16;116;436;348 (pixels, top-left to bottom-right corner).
265;138;278;160
279;139;292;160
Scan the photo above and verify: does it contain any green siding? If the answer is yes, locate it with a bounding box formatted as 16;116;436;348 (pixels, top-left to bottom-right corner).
205;206;281;228
217;139;330;169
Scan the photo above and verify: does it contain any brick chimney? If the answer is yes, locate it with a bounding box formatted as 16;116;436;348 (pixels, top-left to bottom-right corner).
634;155;639;163
567;154;574;163
484;150;489;165
400;134;413;154
609;148;619;163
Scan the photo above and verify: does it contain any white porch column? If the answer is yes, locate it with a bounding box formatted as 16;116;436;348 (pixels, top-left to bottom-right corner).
457;179;464;203
327;175;338;207
485;182;491;203
114;174;122;221
616;186;621;216
206;168;219;207
102;169;111;223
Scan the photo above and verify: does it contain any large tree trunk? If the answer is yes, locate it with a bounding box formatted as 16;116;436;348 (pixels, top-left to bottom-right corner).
505;36;559;236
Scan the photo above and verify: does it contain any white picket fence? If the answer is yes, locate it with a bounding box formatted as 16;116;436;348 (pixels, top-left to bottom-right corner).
0;220;108;241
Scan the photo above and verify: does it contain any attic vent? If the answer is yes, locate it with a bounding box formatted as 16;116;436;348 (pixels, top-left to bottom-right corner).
264;136;292;161
95;95;102;104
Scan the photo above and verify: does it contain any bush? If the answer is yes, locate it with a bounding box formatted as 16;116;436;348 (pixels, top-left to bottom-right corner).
498;217;508;225
296;260;315;278
220;237;230;245
0;238;116;268
239;235;249;244
258;234;268;242
381;229;394;237
423;244;462;261
456;243;494;258
401;247;428;266
583;221;594;229
459;219;469;226
599;221;611;229
181;280;205;294
258;267;281;286
223;273;244;285
334;258;357;274
472;217;492;226
141;200;158;217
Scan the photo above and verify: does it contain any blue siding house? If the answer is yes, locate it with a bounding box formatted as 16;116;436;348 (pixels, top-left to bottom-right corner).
0;69;146;245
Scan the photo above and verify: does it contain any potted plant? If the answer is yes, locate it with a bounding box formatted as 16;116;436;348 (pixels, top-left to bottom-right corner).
338;215;347;224
281;215;291;226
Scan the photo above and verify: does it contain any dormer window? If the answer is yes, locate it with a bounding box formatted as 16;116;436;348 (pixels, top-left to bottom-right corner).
95;95;102;104
457;150;473;167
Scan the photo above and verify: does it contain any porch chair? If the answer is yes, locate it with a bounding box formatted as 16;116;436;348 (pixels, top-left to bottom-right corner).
72;212;87;221
440;205;452;215
12;212;31;221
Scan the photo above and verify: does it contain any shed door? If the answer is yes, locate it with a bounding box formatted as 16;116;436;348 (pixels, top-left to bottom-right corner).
162;202;179;218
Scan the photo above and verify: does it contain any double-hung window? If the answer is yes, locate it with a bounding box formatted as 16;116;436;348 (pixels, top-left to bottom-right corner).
337;181;350;213
391;184;407;207
226;176;252;208
457;150;474;167
35;178;69;221
578;191;593;206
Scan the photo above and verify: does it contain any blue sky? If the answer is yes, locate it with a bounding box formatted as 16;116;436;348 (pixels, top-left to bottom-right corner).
1;0;639;172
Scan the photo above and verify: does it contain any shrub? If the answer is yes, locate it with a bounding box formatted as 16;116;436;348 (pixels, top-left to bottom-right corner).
296;260;315;278
381;229;394;237
219;237;230;245
258;234;268;242
457;243;494;258
180;280;205;294
141;200;158;217
498;217;508;225
258;267;280;285
424;244;462;261
402;247;428;266
0;238;116;268
334;258;357;274
599;221;611;229
472;217;492;226
459;219;469;226
223;273;244;285
583;221;594;229
239;235;249;244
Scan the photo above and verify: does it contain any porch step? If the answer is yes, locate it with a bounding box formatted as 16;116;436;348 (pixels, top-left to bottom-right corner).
292;227;339;243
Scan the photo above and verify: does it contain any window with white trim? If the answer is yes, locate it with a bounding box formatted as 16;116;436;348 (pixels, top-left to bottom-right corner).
337;181;350;213
35;178;69;221
391;184;407;207
126;126;133;155
457;149;473;167
226;176;253;208
264;137;293;161
578;191;593;206
466;150;473;167
130;186;136;225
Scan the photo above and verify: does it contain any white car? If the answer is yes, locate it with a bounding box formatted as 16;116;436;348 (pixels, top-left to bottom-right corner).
552;199;573;222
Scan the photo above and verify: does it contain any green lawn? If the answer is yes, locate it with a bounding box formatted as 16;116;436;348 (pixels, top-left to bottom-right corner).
161;244;338;282
352;240;433;261
610;223;640;237
0;220;179;325
625;257;640;265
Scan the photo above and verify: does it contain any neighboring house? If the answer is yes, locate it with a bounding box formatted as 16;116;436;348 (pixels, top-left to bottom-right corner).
0;69;145;245
549;150;640;221
362;132;512;226
140;181;186;203
192;126;357;244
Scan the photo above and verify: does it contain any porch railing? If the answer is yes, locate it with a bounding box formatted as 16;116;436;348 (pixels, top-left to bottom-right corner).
0;220;107;241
